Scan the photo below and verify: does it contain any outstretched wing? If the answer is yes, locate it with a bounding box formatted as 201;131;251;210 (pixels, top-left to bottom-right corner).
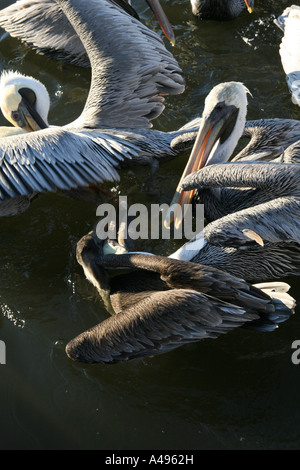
65;288;253;364
0;0;185;128
0;126;139;199
60;0;184;129
0;0;140;67
0;0;90;67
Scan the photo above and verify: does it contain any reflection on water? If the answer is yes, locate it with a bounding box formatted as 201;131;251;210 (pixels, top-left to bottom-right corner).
0;0;300;450
0;298;25;329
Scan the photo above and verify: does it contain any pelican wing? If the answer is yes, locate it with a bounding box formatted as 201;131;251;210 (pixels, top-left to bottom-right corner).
203;196;300;246
282;139;300;163
182;162;300;199
0;0;140;68
65;289;255;364
0;126;138;199
234;119;300;162
101;253;279;317
275;6;300;106
58;0;184;129
0;0;89;67
0;0;185;129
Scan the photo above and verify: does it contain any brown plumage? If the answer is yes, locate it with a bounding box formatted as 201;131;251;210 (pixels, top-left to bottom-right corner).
168;82;300;282
65;232;295;364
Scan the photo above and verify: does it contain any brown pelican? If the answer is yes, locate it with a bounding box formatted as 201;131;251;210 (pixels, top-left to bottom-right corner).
0;0;176;67
0;0;202;217
274;5;300;107
163;82;300;281
169;162;300;281
64;231;295;364
0;71;50;132
166;82;300;226
190;0;254;20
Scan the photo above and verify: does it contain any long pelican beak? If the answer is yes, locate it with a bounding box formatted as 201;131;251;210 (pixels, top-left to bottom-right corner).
146;0;176;46
164;103;239;230
244;0;254;13
11;88;48;132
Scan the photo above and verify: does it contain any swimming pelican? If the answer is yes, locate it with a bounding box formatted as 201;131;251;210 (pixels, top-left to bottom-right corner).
0;0;202;217
169;162;300;281
166;82;300;227
274;5;300;107
64;231;294;364
163;82;300;281
0;0;176;67
190;0;254;20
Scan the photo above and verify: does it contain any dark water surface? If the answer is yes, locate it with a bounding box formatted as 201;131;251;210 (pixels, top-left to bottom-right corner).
0;0;300;450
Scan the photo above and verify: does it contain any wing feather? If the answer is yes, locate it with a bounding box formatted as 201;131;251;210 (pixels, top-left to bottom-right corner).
0;127;137;199
0;0;185;128
65;289;252;364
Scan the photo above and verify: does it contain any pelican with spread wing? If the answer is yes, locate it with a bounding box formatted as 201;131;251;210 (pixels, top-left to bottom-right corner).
164;82;300;281
0;0;202;217
0;0;176;66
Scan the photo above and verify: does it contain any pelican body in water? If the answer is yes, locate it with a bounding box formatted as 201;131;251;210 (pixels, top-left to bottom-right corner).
170;162;300;282
274;5;300;107
190;0;254;20
167;82;300;226
65;231;295;364
165;82;300;281
0;0;203;217
0;0;176;67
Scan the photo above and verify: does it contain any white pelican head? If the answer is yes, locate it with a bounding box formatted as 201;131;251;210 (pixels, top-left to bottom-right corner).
0;70;50;132
196;81;250;166
165;81;251;229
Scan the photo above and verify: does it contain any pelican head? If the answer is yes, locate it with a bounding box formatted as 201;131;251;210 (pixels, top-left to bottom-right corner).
165;81;251;229
76;231;111;292
192;81;250;166
0;70;50;132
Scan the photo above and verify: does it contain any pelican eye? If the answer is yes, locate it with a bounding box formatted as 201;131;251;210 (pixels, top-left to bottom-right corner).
11;111;20;122
214;102;225;112
18;87;37;107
